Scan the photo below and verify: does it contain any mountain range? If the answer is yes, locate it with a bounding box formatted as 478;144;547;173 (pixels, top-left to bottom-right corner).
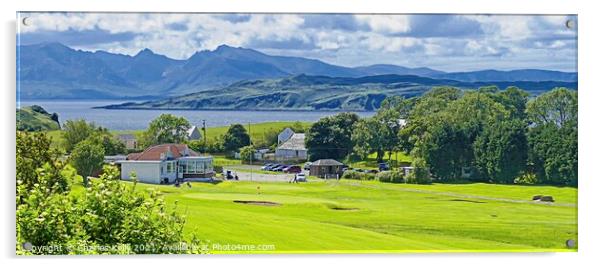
18;42;577;100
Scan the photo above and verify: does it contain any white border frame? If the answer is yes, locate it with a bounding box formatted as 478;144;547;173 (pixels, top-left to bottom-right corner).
2;1;600;267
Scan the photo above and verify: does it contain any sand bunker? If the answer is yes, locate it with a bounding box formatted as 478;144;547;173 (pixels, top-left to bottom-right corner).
233;200;281;206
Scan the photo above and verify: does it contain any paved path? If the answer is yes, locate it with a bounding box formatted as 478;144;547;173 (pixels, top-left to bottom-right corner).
224;165;304;182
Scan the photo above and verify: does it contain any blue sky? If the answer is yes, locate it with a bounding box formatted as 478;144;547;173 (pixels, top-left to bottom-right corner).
18;13;577;72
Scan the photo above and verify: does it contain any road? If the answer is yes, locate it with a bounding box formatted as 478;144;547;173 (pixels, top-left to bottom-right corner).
224;164;306;182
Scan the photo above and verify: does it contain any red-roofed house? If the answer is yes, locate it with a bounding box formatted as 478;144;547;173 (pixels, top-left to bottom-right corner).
118;144;213;184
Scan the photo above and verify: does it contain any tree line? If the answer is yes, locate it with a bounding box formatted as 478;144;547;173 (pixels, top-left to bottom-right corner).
304;86;577;186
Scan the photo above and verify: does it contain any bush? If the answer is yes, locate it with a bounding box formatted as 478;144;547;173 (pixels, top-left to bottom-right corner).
213;165;223;176
376;171;404;183
514;172;538;185
405;158;432;184
17;165;197;255
341;170;376;181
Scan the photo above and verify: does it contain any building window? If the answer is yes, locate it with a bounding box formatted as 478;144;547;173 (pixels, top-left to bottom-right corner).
197;161;205;174
188;161;194;174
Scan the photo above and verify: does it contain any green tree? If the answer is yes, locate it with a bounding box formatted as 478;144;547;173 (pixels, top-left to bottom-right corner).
474;119;528;183
239;145;255;164
494;86;530;120
527;87;577;127
405;89;509;181
140;114;191;147
352;118;382;159
16;132;59;191
222;124;251;153
526;88;578;185
62;119;98;152
90;132;127;155
70;139;105;186
306;112;359;161
528;120;577;185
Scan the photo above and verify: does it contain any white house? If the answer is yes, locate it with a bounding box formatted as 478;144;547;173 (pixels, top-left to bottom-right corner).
277;127;295;145
275;132;307;160
187;126;202;140
117;144;213;184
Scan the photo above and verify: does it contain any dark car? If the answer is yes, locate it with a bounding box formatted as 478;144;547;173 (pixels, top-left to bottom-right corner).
273;165;289;172
378;162;390;171
267;164;282;171
261;163;276;170
283;165;302;173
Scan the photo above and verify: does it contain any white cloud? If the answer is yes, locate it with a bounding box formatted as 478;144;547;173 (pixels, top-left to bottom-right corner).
354;15;410;34
17;13;577;72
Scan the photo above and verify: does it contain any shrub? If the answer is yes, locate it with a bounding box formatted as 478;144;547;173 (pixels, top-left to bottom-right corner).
341;170;376;181
405;158;432;184
514;172;538;185
213;165;223;175
376;171;404;183
17;165;196;255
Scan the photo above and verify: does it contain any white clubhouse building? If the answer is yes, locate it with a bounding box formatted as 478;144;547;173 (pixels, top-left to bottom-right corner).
118;144;213;184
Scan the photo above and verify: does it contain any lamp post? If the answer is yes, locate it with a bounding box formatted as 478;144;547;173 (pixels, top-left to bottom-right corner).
249;122;252;181
202;119;207;155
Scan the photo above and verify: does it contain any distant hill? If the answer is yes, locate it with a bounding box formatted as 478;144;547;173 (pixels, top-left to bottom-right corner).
354;64;445;77
101;74;577;111
434;69;577;82
16;105;60;131
18;43;577;100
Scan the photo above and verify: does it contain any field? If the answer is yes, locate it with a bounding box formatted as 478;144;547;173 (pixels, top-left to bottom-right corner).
114;179;577;253
44;121;313;150
347;151;414;169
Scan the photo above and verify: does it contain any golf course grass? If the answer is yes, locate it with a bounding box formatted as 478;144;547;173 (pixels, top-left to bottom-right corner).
125;179;577;253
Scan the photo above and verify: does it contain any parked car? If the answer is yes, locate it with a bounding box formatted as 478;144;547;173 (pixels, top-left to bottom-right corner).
283;165;302;173
273;165;289;172
295;173;307;182
261;163;276;170
267;164;282;171
378;162;390;171
303;162;312;170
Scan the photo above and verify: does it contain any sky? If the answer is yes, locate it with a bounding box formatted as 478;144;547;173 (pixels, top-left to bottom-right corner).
17;13;578;72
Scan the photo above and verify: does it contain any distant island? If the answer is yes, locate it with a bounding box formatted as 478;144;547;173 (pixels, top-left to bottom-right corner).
100;74;577;111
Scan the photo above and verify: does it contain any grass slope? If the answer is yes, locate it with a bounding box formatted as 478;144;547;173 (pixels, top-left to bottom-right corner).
16;106;60;131
123;179;576;253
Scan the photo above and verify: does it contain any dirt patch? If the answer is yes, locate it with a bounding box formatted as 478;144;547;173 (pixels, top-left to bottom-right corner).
233;200;281;206
448;198;486;204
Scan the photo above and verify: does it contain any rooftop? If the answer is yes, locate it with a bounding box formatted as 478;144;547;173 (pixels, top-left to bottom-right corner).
312;159;344;166
126;144;199;161
277;133;306;150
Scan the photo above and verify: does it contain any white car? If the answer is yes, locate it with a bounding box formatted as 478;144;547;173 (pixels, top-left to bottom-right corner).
295;173;307;182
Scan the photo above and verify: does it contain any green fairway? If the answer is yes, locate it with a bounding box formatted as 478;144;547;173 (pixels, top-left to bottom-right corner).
124;179;577;253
